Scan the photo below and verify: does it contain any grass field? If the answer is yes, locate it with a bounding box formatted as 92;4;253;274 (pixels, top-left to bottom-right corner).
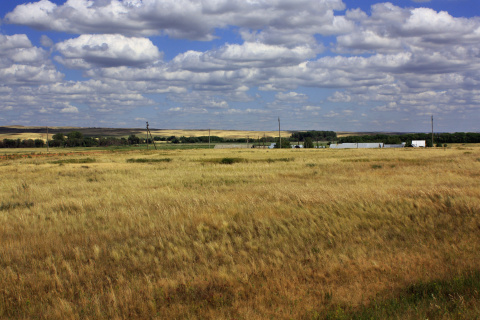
1;145;479;319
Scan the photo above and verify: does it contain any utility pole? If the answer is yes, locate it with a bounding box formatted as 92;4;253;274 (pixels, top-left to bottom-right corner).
278;117;281;149
431;115;434;147
46;126;49;152
146;122;157;150
209;129;211;149
146;122;149;150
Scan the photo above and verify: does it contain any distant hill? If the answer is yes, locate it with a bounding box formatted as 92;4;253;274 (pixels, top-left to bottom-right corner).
0;126;289;140
0;126;421;140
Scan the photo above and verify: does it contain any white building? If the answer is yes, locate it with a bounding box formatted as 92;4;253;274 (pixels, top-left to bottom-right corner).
411;140;426;147
329;143;384;149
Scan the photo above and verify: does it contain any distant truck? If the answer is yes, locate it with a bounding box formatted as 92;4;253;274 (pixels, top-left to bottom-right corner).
411;140;426;147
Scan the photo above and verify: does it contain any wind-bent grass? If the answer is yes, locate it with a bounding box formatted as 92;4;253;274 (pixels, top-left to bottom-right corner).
0;146;479;319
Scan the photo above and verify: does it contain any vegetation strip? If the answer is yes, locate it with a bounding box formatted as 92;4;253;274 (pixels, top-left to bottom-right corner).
126;158;172;163
50;158;96;164
200;157;295;164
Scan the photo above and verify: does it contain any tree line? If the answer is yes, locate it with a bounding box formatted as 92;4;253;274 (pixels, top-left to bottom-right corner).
0;131;262;148
290;130;337;142
3;130;477;149
1;130;338;148
338;132;480;145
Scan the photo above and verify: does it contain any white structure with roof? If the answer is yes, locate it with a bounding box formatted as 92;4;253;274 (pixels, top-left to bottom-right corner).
411;140;426;147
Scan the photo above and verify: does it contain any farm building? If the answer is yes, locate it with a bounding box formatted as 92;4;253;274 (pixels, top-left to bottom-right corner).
329;143;384;149
214;144;252;149
412;140;426;147
383;143;407;148
329;142;406;149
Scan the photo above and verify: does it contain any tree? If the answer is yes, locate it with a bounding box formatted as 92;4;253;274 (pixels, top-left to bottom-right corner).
274;137;291;148
52;133;65;141
128;134;140;145
304;137;314;148
34;139;45;148
67;131;83;140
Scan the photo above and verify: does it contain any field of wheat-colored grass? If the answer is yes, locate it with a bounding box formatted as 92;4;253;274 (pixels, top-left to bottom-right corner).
1;145;479;319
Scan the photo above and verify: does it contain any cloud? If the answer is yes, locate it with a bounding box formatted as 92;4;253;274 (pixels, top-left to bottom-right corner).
5;0;349;41
40;35;54;47
2;1;480;131
0;34;63;85
0;34;49;65
328;91;352;103
60;105;79;113
302;105;322;111
55;34;162;68
275;92;308;103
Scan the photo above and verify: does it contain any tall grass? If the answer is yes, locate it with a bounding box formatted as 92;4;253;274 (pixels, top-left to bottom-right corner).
0;146;479;319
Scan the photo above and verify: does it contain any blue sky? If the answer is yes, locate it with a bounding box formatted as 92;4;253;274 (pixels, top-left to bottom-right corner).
1;0;479;132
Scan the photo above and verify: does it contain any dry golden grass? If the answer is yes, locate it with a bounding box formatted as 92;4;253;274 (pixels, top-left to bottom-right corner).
1;145;479;319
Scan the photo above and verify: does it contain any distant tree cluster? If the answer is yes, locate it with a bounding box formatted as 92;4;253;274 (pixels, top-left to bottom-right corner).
290;131;337;142
338;132;480;145
0;139;45;148
273;137;291;148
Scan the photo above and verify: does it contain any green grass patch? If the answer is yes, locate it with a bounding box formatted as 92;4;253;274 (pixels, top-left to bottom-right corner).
199;157;245;164
267;157;295;163
309;271;480;320
220;157;241;164
50;158;96;164
371;164;383;169
126;158;172;163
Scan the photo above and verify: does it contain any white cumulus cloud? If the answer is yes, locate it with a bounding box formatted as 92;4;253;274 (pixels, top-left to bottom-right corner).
55;34;162;68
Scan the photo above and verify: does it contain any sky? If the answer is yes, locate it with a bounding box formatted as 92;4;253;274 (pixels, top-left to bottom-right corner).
0;0;479;132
